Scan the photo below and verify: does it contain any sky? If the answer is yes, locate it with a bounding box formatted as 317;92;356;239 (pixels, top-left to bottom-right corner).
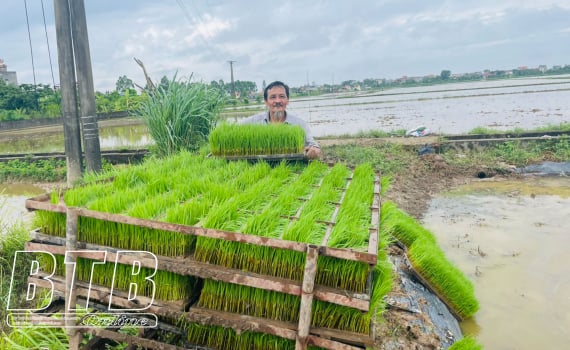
1;0;570;92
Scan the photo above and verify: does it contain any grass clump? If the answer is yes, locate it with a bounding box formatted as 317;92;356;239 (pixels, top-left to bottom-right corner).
138;76;225;157
209;122;305;156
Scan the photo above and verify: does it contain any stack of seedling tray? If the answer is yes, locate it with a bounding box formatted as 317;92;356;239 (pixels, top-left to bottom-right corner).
24;151;385;350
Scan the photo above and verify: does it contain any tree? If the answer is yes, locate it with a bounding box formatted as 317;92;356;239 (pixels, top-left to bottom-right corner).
440;70;451;80
115;75;134;95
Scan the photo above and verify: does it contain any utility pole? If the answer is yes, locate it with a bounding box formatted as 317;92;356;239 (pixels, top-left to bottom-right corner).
54;0;102;186
70;0;102;173
228;60;236;97
54;0;83;186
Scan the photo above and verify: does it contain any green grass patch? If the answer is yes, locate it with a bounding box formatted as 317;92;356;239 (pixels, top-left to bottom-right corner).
0;158;66;182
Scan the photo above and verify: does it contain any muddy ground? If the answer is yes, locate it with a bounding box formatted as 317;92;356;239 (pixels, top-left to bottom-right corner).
372;154;476;350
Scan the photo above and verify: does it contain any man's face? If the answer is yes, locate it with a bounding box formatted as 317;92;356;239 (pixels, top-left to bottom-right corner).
265;86;289;117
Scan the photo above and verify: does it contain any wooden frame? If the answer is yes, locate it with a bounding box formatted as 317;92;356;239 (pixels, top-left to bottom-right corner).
23;169;381;350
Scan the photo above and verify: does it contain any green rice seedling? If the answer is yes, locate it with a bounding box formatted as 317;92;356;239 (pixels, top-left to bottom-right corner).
327;163;375;250
198;280;301;322
448;336;483;350
311;300;370;334
408;238;479;319
195;163;291;266
184;323;317;350
36;253;65;276
315;257;370;292
74;258;195;301
32;211;67;237
209;122;305;156
312;236;394;334
85;187;141;214
380;200;437;247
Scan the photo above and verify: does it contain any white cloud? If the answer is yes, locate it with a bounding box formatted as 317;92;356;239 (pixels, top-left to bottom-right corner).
1;0;569;91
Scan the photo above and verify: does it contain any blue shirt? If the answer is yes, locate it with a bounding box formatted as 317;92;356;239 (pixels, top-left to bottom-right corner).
239;111;319;148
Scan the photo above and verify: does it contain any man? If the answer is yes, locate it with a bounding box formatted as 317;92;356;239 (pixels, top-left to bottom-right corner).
239;81;321;159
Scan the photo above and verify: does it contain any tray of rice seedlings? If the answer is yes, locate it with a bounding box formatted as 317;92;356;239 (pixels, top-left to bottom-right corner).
408;238;479;320
379;201;479;320
209;122;306;160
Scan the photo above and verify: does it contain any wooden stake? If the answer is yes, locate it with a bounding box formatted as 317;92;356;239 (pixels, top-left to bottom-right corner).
65;207;81;349
296;245;318;349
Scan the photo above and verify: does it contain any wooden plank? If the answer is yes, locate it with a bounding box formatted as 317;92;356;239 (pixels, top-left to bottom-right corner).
367;175;381;256
25;241;370;311
296;245;318;349
318;246;377;265
25;197;378;265
81;328;188;350
308;335;364;350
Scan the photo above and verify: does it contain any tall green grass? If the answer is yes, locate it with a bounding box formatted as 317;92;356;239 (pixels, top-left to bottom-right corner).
138;76;225;157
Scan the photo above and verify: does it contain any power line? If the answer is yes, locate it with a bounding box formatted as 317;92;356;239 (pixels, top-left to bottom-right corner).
23;0;37;86
41;0;57;88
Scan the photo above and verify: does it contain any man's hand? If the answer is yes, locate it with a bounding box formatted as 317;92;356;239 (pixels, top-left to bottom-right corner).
304;146;321;160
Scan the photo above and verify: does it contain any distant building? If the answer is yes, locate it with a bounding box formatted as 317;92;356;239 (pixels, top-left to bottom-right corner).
0;58;18;85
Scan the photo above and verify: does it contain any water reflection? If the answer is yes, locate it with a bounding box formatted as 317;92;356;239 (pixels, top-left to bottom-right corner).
0;122;151;154
422;177;570;350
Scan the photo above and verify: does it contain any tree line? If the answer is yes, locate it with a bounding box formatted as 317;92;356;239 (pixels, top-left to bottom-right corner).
0;75;260;122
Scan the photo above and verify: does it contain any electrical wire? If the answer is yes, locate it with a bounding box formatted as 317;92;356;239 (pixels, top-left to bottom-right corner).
41;0;57;88
23;0;37;87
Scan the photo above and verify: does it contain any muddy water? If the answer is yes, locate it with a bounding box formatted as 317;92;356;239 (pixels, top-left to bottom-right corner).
422;177;570;350
0;184;46;230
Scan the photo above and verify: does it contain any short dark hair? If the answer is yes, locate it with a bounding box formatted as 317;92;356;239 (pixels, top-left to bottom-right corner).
264;81;289;101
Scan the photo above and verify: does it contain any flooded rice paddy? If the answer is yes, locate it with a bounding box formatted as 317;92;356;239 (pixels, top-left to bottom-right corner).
422;177;570;350
0;75;569;154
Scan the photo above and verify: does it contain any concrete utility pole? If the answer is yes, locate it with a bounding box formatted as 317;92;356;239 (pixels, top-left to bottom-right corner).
54;0;83;186
70;0;102;173
228;60;236;97
54;0;102;186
